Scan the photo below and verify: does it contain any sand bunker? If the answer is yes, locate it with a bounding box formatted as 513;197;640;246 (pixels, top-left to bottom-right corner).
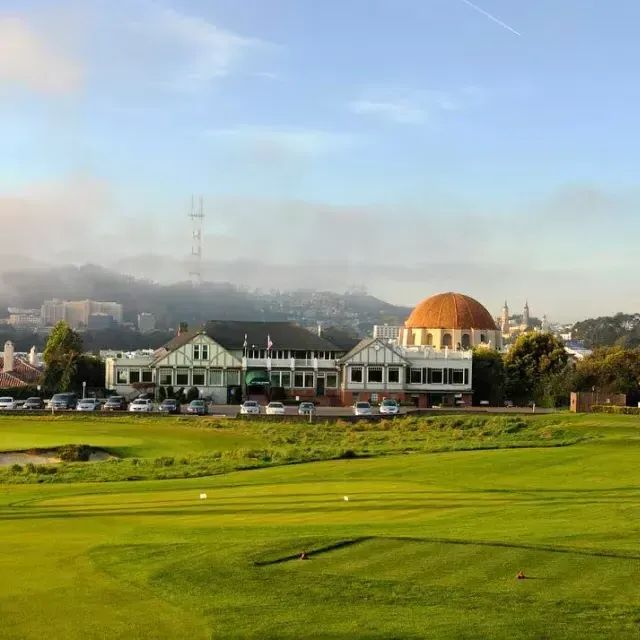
0;449;114;466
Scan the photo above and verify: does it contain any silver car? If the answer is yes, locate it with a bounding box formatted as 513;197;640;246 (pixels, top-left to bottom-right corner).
76;398;101;412
240;401;260;415
353;401;372;416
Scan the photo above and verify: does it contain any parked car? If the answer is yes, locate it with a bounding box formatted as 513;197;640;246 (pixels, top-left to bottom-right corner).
187;399;208;415
353;401;373;416
50;393;78;410
159;398;181;414
76;398;101;412
379;398;399;415
22;397;45;410
240;400;260;415
103;396;128;411
298;402;315;415
0;396;16;410
265;401;285;415
129;398;154;413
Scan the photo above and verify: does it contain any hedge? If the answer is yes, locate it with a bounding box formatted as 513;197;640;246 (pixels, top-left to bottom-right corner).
591;405;640;415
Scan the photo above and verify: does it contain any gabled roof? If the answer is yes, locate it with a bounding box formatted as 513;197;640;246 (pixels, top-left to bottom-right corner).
339;338;409;364
157;321;344;358
204;321;342;352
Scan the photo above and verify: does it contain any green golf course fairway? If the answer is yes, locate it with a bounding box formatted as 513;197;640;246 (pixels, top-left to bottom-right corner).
1;415;640;638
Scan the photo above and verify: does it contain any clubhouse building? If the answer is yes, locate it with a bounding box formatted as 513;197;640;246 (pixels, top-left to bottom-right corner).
105;292;501;407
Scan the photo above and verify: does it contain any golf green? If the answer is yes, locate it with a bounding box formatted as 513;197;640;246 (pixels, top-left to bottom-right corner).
1;414;639;638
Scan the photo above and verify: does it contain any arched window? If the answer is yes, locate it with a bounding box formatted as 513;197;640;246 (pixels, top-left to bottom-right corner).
480;333;486;343
442;333;453;348
406;330;415;346
461;334;471;349
426;333;433;346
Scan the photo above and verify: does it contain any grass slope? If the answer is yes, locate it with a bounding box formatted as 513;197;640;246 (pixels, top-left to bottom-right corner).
1;414;640;638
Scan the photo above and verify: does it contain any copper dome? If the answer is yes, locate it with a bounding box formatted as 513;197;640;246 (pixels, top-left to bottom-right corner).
405;292;497;330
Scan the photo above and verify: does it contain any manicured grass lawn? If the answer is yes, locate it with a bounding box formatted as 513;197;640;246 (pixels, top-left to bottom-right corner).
1;414;640;638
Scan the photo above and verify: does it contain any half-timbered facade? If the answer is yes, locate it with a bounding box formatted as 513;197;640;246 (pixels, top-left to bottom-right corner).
105;321;345;404
340;339;473;407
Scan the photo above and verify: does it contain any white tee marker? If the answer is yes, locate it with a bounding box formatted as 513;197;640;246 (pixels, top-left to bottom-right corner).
200;493;207;500
343;496;349;501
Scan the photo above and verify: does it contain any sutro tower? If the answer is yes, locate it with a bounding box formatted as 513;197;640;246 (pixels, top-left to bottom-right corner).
188;195;205;286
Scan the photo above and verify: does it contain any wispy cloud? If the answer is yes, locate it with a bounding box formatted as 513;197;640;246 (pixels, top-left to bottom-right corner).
206;127;355;156
459;0;522;36
348;88;471;125
0;15;83;95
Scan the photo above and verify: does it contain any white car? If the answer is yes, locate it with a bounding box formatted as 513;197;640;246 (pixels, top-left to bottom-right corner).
0;397;16;410
240;401;260;415
76;398;101;412
265;402;285;415
129;398;154;413
353;401;372;416
379;399;400;415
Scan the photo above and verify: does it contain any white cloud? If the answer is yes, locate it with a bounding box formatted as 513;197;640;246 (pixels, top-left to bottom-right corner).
207;127;355;157
0;15;83;95
349;87;483;124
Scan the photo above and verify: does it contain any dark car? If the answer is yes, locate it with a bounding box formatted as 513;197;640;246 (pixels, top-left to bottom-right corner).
50;393;78;410
23;397;45;410
186;400;208;415
103;396;127;411
159;399;181;414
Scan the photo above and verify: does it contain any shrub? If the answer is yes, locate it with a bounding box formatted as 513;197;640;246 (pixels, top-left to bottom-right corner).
25;463;36;474
59;444;92;462
158;386;167;401
340;449;357;459
154;457;175;467
9;463;23;474
591;405;640;415
186;387;200;403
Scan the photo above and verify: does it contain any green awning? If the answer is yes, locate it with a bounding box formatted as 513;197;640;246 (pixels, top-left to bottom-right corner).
245;370;271;386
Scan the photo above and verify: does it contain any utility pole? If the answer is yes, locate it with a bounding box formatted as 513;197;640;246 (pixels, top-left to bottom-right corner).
188;195;204;286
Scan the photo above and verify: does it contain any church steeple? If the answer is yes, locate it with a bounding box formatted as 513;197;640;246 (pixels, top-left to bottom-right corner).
501;300;510;334
522;300;530;329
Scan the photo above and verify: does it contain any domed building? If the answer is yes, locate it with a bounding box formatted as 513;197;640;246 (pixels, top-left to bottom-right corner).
398;292;502;350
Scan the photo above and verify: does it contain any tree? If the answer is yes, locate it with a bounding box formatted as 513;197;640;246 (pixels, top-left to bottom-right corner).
573;347;640;396
504;333;569;405
186;387;200;403
41;321;84;393
471;348;505;406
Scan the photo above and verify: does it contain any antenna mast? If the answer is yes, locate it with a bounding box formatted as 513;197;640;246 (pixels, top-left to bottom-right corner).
188;195;204;286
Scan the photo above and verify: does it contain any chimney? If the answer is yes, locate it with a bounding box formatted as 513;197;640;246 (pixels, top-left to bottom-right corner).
4;341;14;373
29;346;38;367
178;322;188;336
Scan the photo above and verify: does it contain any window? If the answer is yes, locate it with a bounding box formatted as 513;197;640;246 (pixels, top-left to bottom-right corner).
452;369;464;384
388;367;400;384
201;345;209;360
371;393;378;403
367;367;383;383
480;334;486;343
192;368;206;386
193;344;200;360
281;371;291;388
442;333;453;348
461;334;471;349
350;367;363;383
294;372;314;388
176;368;189;386
426;333;433;346
431;369;443;384
142;370;153;383
227;370;240;386
326;373;338;388
270;371;281;387
209;369;224;386
159;369;172;386
410;368;422;384
129;370;140;384
116;369;128;384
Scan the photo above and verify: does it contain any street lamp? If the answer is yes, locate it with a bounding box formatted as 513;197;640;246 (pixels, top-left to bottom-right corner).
82;381;87;399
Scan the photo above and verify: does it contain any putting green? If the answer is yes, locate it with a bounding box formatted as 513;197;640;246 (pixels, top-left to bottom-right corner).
1;421;640;639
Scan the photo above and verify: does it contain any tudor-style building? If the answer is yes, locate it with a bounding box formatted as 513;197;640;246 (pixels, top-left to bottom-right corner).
105;321;345;405
339;338;473;408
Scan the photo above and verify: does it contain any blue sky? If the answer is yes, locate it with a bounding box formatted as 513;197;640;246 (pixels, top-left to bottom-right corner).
1;0;640;320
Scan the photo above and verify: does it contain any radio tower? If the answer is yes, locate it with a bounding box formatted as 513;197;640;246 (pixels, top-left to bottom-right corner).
188;195;204;286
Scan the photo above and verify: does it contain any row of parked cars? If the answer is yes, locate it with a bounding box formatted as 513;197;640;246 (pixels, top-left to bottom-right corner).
238;398;400;416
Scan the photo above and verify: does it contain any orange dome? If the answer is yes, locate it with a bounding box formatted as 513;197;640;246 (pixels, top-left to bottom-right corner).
405;292;497;330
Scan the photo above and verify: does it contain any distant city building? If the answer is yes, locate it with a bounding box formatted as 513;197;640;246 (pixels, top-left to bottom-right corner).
41;299;123;328
88;313;117;331
7;308;42;329
372;324;403;341
137;313;156;333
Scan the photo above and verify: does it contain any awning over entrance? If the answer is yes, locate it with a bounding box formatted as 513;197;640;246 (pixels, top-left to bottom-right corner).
245;370;270;386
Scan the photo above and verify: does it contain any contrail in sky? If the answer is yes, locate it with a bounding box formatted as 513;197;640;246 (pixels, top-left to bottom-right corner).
460;0;522;36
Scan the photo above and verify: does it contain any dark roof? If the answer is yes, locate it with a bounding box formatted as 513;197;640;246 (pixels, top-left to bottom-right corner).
161;329;200;353
204;321;342;352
